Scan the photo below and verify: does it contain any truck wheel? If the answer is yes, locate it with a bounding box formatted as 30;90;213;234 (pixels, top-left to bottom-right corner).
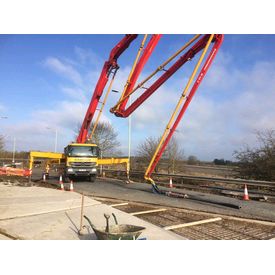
89;175;96;182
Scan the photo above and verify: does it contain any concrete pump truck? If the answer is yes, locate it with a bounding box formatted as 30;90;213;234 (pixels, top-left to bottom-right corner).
29;34;223;187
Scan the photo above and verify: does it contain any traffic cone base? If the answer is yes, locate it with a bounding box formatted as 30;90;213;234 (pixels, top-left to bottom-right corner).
169;178;173;188
59;175;64;190
243;184;249;201
69;180;74;192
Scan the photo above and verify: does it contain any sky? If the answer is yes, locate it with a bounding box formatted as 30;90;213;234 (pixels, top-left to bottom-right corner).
0;34;275;161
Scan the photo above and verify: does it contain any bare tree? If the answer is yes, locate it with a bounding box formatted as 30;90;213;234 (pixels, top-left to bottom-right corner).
88;122;121;157
137;136;184;173
234;129;275;181
73;121;122;157
137;136;159;167
187;155;200;165
165;138;184;173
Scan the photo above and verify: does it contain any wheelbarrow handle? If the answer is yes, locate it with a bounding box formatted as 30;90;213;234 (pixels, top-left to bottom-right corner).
112;213;118;225
104;214;110;233
84;215;95;229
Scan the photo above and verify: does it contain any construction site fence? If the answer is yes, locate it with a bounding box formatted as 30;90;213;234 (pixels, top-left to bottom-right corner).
0;166;32;177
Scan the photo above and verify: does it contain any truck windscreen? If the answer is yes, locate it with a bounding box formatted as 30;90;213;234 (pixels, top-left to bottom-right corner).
67;146;99;157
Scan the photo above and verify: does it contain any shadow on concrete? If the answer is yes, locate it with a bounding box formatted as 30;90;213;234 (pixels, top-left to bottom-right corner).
65;211;97;240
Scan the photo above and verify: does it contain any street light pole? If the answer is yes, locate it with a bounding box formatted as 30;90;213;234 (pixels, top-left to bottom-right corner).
12;137;16;163
54;129;58;153
46;127;58;152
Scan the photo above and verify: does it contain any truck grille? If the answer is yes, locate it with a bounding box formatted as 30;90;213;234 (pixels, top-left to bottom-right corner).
70;162;96;167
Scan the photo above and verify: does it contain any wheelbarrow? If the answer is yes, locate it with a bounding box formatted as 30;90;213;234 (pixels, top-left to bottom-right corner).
84;213;145;240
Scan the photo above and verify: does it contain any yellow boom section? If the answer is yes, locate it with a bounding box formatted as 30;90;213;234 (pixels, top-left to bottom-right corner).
29;151;64;170
68;143;97;146
98;158;130;178
144;34;214;184
29;151;129;178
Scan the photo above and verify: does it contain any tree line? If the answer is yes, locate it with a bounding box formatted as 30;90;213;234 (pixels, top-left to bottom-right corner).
2;125;275;181
233;130;275;181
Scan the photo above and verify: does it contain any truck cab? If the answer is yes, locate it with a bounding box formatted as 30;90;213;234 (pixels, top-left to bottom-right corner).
64;143;100;182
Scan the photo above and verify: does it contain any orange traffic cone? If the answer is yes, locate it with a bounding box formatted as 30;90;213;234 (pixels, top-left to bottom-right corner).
59;175;64;191
169;177;173;188
69;180;74;192
243;184;249;201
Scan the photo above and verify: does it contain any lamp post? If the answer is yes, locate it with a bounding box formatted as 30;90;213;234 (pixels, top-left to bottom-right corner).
12;137;16;163
3;135;16;164
46;127;58;152
128;95;132;174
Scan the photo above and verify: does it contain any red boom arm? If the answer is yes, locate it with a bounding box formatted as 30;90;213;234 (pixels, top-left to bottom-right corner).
77;34;224;185
77;34;161;143
146;34;224;178
108;34;224;180
76;34;138;143
112;35;223;118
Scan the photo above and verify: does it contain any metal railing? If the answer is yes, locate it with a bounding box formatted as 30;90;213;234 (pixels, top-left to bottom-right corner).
102;168;275;188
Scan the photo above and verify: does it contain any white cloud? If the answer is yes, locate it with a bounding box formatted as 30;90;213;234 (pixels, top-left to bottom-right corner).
0;103;7;113
34;100;111;131
131;87;179;131
1;98;113;152
6;43;275;162
61;87;87;102
1;101;88;152
173;59;275;160
228;62;275;131
74;46;102;68
44;57;83;85
112;54;275;161
35;101;87;129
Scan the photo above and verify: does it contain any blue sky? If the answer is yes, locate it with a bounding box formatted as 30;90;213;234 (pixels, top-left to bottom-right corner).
1;34;275;161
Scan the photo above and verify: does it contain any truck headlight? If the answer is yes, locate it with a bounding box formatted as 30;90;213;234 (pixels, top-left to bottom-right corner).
92;168;97;172
67;168;73;172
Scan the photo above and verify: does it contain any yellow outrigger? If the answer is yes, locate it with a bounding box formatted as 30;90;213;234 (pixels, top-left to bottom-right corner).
29;143;129;182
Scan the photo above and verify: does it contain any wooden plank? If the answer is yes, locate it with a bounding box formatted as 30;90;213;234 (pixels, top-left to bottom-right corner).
110;202;129;207
164;217;222;230
130;208;167;216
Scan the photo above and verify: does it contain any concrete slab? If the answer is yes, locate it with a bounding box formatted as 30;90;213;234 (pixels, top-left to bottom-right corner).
0;182;183;240
0;183;100;220
0;204;184;240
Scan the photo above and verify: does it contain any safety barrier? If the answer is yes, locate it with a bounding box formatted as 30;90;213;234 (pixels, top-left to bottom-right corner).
0;167;32;177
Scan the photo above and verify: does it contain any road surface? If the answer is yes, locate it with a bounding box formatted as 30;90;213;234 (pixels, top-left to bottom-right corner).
39;175;275;223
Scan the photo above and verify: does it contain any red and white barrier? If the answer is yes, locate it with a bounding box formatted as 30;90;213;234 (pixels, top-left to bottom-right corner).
0;167;32;177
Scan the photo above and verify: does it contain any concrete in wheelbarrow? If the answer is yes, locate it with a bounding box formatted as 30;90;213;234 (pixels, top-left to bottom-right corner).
0;233;12;240
0;182;184;240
